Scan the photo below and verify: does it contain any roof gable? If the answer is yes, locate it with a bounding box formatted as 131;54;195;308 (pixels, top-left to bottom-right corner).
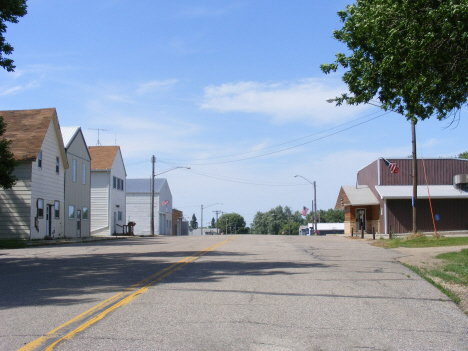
89;146;120;170
61;127;91;161
0;108;68;167
126;178;167;193
335;186;379;209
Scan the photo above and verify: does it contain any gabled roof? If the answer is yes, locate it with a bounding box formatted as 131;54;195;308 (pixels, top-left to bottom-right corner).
335;185;379;209
375;185;468;199
0;108;68;166
88;146;120;170
126;178;167;193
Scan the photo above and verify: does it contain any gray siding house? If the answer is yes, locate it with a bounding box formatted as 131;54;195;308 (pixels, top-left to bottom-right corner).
0;108;68;239
61;127;91;238
126;178;173;235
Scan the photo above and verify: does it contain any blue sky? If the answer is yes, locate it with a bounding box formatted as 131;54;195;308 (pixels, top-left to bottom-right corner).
1;1;467;227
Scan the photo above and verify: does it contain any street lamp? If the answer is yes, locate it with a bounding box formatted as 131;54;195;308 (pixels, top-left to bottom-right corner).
151;155;190;236
201;203;222;235
294;175;317;234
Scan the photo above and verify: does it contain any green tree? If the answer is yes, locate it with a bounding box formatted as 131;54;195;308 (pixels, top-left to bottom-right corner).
218;213;247;234
251;206;304;235
279;222;301;235
190;214;198;229
210;217;215;228
458;152;468;159
0;116;17;189
321;0;468;122
0;0;28;72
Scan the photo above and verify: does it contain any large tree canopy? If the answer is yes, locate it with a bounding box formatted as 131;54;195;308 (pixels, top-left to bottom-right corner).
0;0;27;72
321;0;468;121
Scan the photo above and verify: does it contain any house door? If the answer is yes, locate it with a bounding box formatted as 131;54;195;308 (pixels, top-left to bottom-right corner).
46;205;53;237
113;212;117;235
76;210;81;237
356;209;366;231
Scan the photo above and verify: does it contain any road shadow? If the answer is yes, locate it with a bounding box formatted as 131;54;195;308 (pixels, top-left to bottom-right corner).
0;242;333;309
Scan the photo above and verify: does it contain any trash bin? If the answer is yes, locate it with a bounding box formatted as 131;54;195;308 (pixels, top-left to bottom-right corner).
128;221;136;235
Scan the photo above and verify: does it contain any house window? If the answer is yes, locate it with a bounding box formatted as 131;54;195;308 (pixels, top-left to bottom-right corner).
37;150;42;169
56;157;60;174
113;176;116;189
54;201;60;219
118;211;122;221
121;179;124;191
117;178;120;190
37;199;44;218
72;159;77;182
68;205;75;219
82;207;89;220
82;163;86;184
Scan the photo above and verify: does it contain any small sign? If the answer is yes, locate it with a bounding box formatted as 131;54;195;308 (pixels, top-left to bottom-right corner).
435;214;440;221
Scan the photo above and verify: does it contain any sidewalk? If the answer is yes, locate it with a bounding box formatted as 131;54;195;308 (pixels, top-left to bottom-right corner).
26;235;133;247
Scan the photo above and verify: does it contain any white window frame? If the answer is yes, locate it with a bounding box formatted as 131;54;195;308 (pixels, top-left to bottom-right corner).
72;159;77;182
37;198;44;218
82;207;89;220
68;205;75;220
54;200;60;219
82;163;86;185
37;150;42;169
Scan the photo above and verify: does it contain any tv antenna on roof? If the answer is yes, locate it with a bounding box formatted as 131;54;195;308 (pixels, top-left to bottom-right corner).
88;128;110;146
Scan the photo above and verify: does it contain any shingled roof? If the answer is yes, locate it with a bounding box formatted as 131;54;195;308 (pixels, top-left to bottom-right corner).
88;146;120;170
0;108;66;162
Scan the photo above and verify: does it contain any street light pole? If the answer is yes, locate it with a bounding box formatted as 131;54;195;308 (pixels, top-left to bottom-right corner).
294;175;317;234
201;203;222;235
150;160;190;236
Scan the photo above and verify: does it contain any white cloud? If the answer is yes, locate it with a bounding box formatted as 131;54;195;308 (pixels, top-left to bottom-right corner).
201;78;370;125
136;79;178;95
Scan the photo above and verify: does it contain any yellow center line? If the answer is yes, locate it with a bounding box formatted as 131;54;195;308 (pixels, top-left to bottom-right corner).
18;235;239;351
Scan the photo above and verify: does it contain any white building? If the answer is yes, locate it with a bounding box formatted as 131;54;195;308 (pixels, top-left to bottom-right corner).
61;127;91;238
126;178;172;235
0;108;68;239
89;146;126;235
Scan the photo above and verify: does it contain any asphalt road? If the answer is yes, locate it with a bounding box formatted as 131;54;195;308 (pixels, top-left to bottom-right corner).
1;235;468;351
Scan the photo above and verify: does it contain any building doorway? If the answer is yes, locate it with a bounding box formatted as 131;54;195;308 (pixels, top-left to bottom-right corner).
76;210;81;237
356;209;366;231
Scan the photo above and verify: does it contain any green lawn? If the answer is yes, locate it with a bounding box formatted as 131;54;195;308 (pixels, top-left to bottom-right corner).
372;235;468;249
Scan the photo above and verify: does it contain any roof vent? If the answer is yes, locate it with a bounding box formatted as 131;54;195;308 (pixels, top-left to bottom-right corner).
454;174;468;185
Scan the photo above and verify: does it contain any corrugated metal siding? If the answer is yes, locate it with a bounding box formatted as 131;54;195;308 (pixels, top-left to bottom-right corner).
380;159;468;185
386;198;468;234
358;159;379;191
126;193;152;234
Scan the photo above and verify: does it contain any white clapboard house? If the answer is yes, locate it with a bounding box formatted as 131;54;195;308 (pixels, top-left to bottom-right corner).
89;146;126;235
126;178;173;235
0;108;68;239
61;127;91;238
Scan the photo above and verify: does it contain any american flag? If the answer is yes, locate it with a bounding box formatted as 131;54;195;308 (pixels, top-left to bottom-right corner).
300;206;309;216
383;158;399;174
160;200;169;206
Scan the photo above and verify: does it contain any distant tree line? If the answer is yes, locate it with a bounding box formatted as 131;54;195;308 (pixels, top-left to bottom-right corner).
251;206;344;235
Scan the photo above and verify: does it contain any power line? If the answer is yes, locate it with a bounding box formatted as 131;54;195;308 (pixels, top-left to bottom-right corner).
160;111;390;166
161;109;384;163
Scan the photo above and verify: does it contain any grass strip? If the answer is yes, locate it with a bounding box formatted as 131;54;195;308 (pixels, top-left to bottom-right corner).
402;263;460;304
372;236;468;249
0;239;28;249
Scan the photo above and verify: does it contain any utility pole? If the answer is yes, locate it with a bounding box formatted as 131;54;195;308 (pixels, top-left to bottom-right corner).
200;204;203;235
213;210;221;234
151;155;155;236
314;180;317;234
412;120;418;233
